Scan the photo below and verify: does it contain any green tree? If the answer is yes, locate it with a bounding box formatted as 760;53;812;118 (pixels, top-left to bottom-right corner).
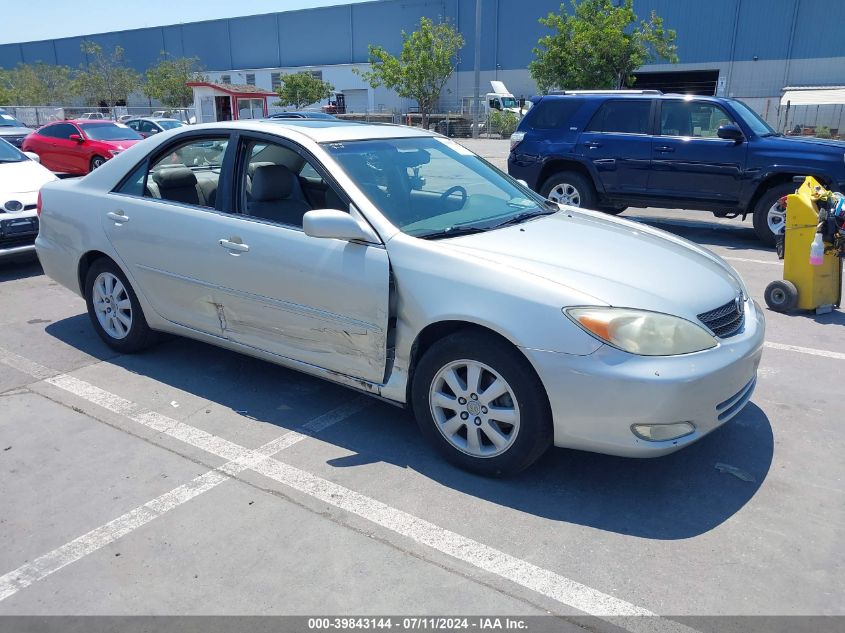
3;62;77;105
356;17;464;128
529;0;677;93
76;41;141;106
0;70;11;105
144;54;206;108
274;72;334;109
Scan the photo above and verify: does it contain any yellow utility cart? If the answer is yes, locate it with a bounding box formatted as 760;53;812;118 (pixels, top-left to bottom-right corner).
764;176;843;313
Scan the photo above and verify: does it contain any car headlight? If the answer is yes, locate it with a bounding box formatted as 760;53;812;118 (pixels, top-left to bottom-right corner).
564;307;717;356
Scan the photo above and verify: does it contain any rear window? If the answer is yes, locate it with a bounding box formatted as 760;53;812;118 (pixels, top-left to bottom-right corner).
527;98;584;129
585;100;652;135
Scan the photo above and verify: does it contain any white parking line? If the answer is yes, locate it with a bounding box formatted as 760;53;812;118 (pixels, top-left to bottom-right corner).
764;341;845;361
0;350;697;632
722;256;781;266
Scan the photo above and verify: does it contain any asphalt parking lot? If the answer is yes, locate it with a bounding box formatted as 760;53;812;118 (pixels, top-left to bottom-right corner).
0;138;843;631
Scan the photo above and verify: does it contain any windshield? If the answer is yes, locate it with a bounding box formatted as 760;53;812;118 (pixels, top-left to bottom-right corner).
79;122;143;141
731;99;776;136
0;138;25;162
500;97;518;109
0;113;25;128
157;120;183;130
324;136;549;237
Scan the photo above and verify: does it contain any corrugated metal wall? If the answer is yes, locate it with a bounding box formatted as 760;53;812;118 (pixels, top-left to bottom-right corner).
1;0;844;97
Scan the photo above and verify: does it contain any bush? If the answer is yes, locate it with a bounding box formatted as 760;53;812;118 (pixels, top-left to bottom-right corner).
489;110;519;138
815;126;832;139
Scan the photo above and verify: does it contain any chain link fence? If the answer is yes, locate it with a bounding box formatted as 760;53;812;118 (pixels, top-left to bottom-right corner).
1;106;197;128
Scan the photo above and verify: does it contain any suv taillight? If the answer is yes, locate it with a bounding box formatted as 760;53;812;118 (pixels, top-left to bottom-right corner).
510;131;525;152
36;191;42;217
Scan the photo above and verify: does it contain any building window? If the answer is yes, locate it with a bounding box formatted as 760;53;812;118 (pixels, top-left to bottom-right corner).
246;73;255;86
221;74;231;84
309;70;323;81
271;73;281;91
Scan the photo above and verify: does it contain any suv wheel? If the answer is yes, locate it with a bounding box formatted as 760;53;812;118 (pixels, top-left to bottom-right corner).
753;182;794;246
540;171;596;209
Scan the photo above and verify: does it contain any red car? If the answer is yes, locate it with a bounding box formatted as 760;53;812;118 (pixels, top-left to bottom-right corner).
22;120;143;174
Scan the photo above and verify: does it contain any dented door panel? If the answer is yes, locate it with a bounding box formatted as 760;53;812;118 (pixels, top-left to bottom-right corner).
209;217;389;383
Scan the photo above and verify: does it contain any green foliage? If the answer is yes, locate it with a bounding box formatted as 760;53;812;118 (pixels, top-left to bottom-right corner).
529;0;678;93
144;54;206;108
489;110;519;138
815;126;832;139
356;17;464;127
274;72;334;109
76;41;141;106
0;62;77;105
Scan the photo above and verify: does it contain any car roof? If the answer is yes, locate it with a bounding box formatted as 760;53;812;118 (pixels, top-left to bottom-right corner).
187;119;436;143
128;117;181;122
538;92;731;104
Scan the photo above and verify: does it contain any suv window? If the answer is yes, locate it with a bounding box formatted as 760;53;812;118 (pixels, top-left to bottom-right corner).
660;101;736;138
529;98;584;129
41;123;77;139
585;100;651;135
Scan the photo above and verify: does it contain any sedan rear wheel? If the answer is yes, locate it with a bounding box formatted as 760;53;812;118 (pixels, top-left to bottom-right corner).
84;258;156;353
412;330;553;476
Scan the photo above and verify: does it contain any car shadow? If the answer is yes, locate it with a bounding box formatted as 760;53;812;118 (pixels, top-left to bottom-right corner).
628;214;772;254
0;255;42;282
46;317;774;541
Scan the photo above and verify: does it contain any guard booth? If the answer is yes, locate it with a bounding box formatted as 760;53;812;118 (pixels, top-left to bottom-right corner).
188;82;277;123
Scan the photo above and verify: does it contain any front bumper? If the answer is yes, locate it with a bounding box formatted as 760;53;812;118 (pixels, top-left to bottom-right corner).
0;212;38;259
522;299;765;457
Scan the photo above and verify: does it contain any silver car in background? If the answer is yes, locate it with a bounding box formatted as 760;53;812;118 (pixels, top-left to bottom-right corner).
35;120;764;475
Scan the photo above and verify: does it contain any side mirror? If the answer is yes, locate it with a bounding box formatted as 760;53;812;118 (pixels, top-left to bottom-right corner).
69;134;84;143
717;124;744;143
303;209;380;244
24;151;40;163
148;129;158;135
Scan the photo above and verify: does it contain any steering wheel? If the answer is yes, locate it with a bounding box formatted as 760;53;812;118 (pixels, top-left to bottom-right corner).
440;185;468;208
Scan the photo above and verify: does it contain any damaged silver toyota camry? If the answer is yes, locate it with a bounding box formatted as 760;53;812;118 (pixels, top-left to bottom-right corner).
35;120;764;475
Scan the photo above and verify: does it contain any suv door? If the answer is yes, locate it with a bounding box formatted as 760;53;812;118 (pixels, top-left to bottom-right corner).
576;99;654;197
648;99;748;206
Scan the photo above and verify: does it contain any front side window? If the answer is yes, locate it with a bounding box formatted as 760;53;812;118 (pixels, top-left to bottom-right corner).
660;101;736;138
79;123;143;141
143;136;229;208
325;136;548;238
140;120;160;134
585;100;652;135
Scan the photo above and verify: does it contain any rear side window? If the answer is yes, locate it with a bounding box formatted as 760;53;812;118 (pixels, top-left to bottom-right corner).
585;100;652;135
527;98;584;129
40;123;77;139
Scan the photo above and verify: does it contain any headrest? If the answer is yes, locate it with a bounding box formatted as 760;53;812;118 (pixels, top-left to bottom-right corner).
251;164;294;201
152;167;197;188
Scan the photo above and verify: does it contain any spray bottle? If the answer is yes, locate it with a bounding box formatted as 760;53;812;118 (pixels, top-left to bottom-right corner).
809;232;825;266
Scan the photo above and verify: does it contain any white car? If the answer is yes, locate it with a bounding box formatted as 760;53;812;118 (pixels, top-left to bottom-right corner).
0;139;58;259
35;120;765;475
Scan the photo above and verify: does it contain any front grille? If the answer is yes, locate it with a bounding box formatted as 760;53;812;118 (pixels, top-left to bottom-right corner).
697;296;745;338
0;234;36;249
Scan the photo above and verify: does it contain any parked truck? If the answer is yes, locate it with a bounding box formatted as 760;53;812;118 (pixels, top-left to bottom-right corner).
437;81;528;137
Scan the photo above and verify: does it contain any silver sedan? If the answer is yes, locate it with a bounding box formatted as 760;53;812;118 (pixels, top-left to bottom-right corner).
35;120;764;475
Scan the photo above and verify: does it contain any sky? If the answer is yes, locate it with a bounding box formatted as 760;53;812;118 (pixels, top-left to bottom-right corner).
0;0;375;45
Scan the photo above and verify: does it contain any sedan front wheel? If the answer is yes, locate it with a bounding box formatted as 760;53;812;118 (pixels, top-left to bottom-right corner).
411;330;553;476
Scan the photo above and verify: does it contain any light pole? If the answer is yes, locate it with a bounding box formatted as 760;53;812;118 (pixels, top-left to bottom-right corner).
472;0;482;139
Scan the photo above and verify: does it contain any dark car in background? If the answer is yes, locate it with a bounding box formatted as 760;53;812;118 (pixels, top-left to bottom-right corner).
0;110;33;148
508;91;845;245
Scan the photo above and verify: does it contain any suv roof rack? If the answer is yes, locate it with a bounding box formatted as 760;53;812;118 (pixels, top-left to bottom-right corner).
547;89;663;95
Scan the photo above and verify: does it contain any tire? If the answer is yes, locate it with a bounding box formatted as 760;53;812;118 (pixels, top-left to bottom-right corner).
411;330;553;476
539;171;596;209
90;155;106;171
764;279;799;312
84;258;156;353
753;182;794;247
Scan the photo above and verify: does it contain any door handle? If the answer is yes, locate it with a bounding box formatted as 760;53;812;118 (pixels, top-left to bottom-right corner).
219;238;249;253
584;141;602;149
106;210;129;224
655;146;675;153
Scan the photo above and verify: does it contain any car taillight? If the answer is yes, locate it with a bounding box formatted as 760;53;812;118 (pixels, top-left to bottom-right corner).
509;131;525;151
37;190;42;217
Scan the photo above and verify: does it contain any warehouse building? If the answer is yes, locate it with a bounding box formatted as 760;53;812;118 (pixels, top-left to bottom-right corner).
2;0;845;129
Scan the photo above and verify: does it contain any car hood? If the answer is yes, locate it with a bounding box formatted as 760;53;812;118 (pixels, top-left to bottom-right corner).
93;139;142;150
0;159;57;199
0;126;32;137
438;209;744;320
763;134;845;153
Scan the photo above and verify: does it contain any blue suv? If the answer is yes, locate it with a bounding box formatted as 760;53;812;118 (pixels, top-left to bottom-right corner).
508;91;845;245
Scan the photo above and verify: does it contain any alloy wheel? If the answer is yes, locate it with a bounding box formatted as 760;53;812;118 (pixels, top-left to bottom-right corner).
92;272;132;339
547;183;581;206
767;201;786;236
429;359;520;458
